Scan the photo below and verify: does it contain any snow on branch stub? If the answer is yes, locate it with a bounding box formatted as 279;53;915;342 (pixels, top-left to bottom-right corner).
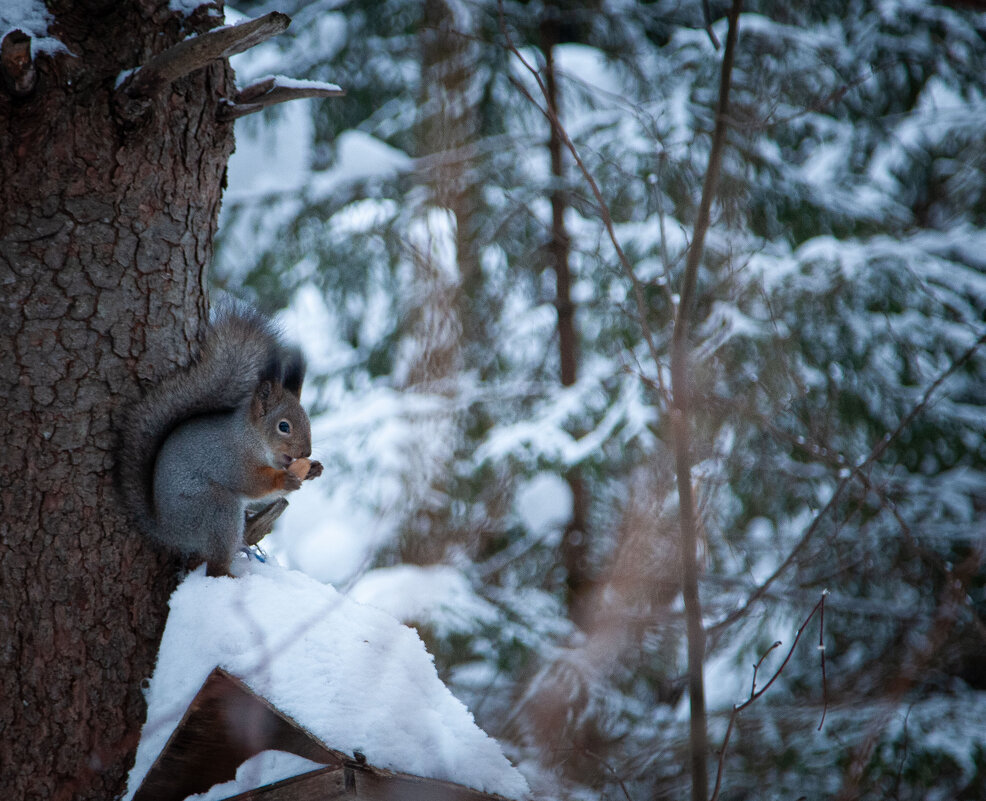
113;11;342;122
219;75;345;122
119;12;289;100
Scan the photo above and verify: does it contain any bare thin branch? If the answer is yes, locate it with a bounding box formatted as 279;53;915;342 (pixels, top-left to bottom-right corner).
653;154;680;315
818;595;828;731
581;749;633;801
710;594;828;801
709;474;847;636
702;0;722;49
861;327;986;471
750;641;782;696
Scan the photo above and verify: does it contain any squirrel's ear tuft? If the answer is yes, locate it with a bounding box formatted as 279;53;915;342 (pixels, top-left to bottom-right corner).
258;350;282;385
281;347;306;398
253;380;275;416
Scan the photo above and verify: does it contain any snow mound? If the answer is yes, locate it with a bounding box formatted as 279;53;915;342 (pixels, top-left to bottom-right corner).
124;560;529;800
349;564;500;637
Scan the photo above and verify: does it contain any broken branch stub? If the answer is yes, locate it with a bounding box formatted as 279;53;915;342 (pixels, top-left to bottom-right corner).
218;78;345;121
234;76;276;104
1;30;37;97
243;498;289;547
116;11;290;119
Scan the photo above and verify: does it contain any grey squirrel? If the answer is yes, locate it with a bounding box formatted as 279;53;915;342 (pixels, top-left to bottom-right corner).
117;307;322;576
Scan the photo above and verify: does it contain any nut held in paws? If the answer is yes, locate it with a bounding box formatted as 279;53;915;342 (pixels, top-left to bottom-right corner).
287;457;311;479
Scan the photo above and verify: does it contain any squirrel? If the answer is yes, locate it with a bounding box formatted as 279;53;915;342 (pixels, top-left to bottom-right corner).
117;307;323;576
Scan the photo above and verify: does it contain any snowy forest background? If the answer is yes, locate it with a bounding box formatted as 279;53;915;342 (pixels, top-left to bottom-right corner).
214;1;986;799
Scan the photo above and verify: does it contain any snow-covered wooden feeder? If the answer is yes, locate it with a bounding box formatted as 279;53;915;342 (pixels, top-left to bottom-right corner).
131;668;512;801
123;564;529;801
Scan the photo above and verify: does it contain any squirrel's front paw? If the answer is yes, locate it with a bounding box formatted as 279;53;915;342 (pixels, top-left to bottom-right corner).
283;470;303;492
304;460;323;481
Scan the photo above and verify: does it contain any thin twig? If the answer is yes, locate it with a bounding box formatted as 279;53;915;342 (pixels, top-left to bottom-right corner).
582;749;634;801
750;641;782;696
702;0;722;49
723;61;893;134
861;327;986;472
653;153;680;316
818;594;828;731
710;593;828;801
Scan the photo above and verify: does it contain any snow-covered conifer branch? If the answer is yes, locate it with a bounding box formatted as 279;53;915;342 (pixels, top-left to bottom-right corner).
707;323;986;638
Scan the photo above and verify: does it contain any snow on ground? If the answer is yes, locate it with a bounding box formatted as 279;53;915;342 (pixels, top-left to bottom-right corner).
123;560;530;801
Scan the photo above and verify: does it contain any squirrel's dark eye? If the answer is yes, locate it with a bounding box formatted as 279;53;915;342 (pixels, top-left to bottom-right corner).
278;420;291;434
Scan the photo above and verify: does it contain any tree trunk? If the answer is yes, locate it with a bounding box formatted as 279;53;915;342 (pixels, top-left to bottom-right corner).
669;4;742;799
541;14;592;628
0;3;235;799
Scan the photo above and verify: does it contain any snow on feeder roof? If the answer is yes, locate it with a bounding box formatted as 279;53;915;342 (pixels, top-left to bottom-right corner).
124;562;529;801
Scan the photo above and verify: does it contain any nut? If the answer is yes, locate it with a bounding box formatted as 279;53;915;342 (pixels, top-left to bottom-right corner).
287;457;311;479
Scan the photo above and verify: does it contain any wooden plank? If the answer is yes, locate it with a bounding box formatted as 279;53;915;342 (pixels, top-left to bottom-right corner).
132;668;346;801
220;766;348;800
349;766;516;801
220;761;517;801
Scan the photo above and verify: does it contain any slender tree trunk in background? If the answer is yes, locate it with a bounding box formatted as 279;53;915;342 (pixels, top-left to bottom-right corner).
669;4;742;800
541;14;592;628
396;0;477;564
420;0;482;297
542;30;577;391
0;3;235;798
420;0;484;344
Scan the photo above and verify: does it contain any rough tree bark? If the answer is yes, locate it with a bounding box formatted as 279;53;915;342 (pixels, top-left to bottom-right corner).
0;3;327;799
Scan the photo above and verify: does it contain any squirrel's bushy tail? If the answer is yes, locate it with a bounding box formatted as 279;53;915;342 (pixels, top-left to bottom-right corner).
116;307;287;541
